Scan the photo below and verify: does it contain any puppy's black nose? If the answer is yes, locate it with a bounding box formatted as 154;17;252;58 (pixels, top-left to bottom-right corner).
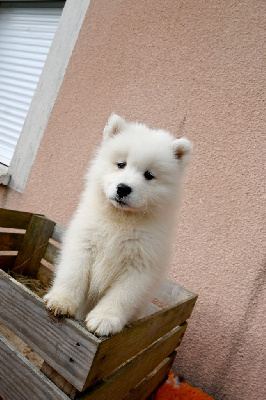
117;183;132;198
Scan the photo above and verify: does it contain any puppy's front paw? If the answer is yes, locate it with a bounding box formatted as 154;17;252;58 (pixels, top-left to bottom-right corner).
85;311;125;336
44;289;78;317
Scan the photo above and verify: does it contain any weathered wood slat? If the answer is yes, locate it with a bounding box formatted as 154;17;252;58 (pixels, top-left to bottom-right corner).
0;334;69;400
42;361;77;399
84;295;197;387
0;255;16;271
37;262;54;286
77;324;187;400
156;279;196;305
125;352;176;400
0;208;32;230
147;302;161;315
13;215;55;277
51;222;66;243
0;269;100;391
0;232;24;251
41;352;175;400
43;242;60;265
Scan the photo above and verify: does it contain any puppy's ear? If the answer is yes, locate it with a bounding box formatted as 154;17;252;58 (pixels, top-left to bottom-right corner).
103;113;126;139
172;138;193;167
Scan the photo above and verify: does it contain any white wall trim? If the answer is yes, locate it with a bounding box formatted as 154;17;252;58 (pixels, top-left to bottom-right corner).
7;0;91;192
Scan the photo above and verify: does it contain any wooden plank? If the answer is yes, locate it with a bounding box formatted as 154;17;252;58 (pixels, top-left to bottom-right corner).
51;222;66;243
0;334;69;400
0;232;24;251
85;295;197;387
41;361;78;399
13;214;55;277
0;255;16;271
156;279;196;305
0;208;32;230
125;352;176;400
77;324;187;400
43;242;60;265
37;262;54;286
0;269;100;391
147;302;161;315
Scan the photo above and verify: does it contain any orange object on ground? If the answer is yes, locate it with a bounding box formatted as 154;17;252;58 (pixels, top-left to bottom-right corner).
156;371;214;400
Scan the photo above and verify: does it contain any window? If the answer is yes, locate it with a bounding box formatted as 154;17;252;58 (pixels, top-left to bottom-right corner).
0;0;90;192
0;1;65;166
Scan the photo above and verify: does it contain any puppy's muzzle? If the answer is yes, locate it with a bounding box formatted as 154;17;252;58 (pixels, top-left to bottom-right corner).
116;183;132;198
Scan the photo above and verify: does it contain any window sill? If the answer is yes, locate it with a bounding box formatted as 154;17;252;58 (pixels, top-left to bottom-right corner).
0;165;11;185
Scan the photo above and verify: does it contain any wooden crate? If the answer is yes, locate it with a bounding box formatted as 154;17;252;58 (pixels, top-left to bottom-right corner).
0;208;197;400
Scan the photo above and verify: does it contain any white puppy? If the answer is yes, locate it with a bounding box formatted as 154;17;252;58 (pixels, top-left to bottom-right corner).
44;114;192;336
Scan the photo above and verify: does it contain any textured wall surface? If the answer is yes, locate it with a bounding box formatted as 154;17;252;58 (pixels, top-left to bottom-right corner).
1;1;265;399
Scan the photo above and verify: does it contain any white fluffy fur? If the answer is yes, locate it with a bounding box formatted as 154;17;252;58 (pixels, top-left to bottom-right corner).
44;114;192;336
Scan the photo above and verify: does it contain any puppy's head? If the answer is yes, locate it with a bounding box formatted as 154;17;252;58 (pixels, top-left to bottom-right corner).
95;114;192;213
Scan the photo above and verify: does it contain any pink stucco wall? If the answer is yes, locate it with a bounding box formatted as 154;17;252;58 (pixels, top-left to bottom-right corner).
1;1;265;399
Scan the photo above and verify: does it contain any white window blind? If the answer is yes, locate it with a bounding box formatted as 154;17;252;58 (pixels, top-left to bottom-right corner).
0;4;63;166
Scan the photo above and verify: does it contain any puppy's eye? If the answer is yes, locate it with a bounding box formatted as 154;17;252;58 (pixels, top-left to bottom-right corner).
144;171;154;180
117;162;126;169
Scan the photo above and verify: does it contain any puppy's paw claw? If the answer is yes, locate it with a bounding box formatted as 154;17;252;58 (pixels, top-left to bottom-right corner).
44;290;78;317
